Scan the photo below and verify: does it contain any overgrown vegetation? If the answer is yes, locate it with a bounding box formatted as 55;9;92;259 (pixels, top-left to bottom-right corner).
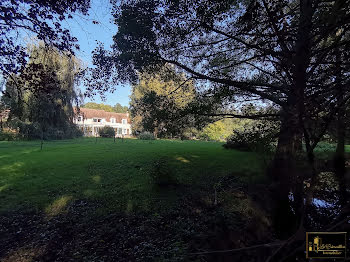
98;126;115;138
0;130;18;141
138;131;155;140
223;122;277;153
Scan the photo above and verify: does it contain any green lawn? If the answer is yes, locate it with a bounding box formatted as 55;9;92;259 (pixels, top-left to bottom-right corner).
0;138;265;216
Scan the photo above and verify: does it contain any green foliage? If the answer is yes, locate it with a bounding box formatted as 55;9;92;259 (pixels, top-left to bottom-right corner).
10;120;83;140
0;131;18;141
132;91;183;138
98;126;115;138
224;130;267;152
130;65;196;137
223;122;277;154
82;102;129;113
113;103;129;113
198;104;278;142
82;102;114;112
1;43;83;140
0;0;90;75
179;128;199;140
148;157;178;186
313;142;337;159
138;131;155;140
199;121;227;141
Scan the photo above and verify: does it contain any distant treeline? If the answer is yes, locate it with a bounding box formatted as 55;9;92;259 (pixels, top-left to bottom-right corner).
82;102;129;114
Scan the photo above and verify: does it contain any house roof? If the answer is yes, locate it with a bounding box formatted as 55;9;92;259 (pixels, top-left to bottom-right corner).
75;108;130;122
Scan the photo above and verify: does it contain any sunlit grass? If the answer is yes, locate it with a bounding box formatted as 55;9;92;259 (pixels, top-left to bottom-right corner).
45;195;73;219
0;138;265;214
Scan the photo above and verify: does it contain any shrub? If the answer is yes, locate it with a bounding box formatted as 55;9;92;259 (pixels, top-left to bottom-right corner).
148;157;178;186
198;121;227;141
223;125;276;153
99;126;115;138
138;131;155;140
7;119;83;140
15;121;42;139
65;124;84;138
0;130;18;141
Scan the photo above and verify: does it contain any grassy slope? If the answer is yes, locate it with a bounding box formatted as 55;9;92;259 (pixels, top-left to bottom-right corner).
0;138;265;215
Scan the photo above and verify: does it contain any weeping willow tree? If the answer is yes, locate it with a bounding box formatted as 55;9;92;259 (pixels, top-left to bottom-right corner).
2;42;84;140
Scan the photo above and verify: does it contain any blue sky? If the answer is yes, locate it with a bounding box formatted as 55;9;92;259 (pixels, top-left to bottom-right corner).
64;0;131;107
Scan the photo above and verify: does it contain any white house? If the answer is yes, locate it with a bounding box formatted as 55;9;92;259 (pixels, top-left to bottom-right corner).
74;108;132;137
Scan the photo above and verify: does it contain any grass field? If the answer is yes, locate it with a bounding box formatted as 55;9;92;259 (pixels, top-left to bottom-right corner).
1;138;346;261
0;138;265;215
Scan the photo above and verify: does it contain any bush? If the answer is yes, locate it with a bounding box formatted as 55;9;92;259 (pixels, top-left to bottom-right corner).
16;121;42;139
138;131;155;140
99;126;115;138
148;157;178;186
223;125;276;153
0;130;18;141
8;119;83;140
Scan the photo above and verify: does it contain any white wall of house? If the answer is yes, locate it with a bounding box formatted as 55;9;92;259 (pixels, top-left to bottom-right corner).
74;116;132;137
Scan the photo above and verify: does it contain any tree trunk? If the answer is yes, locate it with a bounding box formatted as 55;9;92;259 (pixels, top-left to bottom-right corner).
271;108;303;180
153;127;158;139
270;107;303;238
270;0;313;238
333;48;347;207
41;130;44;150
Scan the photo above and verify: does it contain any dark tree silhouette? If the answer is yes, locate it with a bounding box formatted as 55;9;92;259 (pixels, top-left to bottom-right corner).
0;0;90;75
90;0;350;164
89;0;350;240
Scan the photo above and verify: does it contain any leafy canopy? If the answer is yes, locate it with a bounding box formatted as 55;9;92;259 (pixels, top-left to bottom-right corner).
82;102;129;113
2;43;83;139
0;0;90;75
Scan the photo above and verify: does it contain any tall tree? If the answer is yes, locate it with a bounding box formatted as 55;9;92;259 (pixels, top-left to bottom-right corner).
2;43;83;139
113;103;128;113
0;0;90;76
130;65;196;137
90;0;350;161
89;0;350;238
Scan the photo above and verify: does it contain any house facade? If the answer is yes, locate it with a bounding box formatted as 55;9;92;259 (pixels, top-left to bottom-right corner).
74;108;132;137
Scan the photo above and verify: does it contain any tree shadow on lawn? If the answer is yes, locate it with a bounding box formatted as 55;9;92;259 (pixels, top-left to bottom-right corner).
0;143;276;261
0;175;278;262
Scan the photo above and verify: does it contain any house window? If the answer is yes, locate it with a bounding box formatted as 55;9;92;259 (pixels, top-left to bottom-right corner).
123;128;127;134
77;116;83;122
110;118;116;123
122;119;127;124
117;128;122;135
93;118;102;123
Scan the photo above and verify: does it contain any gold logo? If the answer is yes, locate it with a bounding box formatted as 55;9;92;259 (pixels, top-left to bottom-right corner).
306;232;347;258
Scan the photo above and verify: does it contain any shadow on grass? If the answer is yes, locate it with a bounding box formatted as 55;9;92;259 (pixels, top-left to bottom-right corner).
0;139;278;261
0;179;276;262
